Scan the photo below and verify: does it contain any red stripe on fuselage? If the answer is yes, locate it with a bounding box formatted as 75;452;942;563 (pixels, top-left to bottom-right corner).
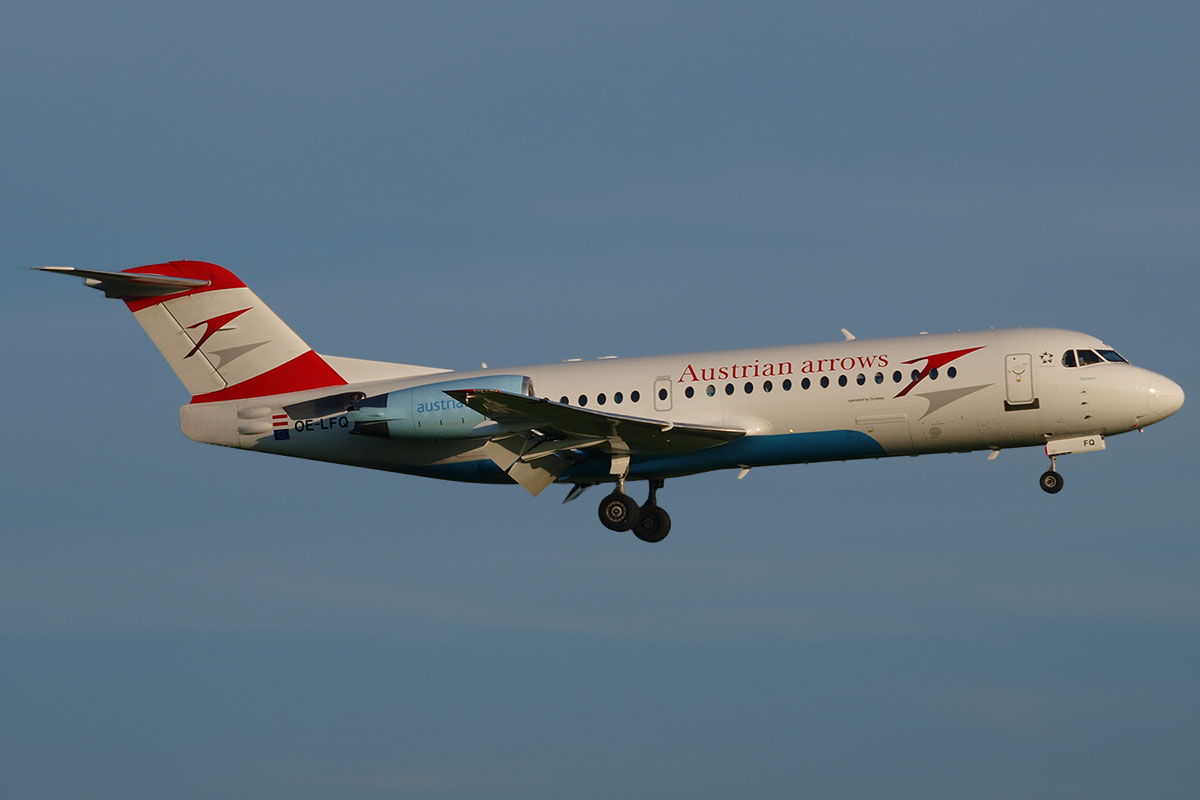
189;350;347;404
895;346;985;397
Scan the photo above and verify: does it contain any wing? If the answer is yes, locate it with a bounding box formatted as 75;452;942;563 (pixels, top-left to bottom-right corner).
443;388;746;496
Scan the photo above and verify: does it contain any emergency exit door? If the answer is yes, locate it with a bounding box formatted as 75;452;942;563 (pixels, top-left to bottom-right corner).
654;377;673;411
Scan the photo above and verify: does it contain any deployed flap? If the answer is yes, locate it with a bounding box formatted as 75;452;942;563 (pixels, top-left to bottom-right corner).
483;435;575;496
444;389;746;454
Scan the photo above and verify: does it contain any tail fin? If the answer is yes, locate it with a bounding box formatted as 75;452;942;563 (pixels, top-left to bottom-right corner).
38;261;347;403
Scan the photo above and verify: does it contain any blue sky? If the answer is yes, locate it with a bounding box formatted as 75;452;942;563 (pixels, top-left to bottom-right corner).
2;2;1198;797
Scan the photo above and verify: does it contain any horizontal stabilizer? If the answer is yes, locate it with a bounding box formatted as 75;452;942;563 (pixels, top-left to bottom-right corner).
34;266;210;299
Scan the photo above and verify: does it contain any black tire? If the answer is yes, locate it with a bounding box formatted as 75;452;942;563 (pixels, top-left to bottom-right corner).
598;492;640;532
1039;470;1064;494
633;505;671;543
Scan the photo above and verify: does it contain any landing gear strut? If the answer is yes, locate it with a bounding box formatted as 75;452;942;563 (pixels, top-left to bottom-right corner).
1040;454;1064;494
633;478;671;543
597;478;672;542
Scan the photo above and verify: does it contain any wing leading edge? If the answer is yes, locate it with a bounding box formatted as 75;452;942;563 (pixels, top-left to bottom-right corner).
444;388;746;496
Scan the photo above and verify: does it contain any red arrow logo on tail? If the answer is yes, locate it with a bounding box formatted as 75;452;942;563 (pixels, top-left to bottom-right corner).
184;308;252;358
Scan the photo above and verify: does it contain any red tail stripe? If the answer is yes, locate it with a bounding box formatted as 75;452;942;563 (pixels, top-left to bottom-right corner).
123;261;246;312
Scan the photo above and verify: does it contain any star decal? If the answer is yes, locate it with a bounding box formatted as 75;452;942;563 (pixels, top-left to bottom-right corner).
1040;351;1054;364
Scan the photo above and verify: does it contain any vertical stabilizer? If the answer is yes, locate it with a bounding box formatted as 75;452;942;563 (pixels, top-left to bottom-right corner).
39;261;348;402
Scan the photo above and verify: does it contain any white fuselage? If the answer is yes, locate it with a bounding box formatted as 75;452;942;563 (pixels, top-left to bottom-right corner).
181;327;1182;486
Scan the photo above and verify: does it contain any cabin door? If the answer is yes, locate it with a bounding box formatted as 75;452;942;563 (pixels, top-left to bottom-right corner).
1005;353;1035;405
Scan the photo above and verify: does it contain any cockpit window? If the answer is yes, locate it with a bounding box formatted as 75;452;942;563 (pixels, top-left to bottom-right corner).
1077;349;1104;366
1062;350;1077;368
1097;349;1127;363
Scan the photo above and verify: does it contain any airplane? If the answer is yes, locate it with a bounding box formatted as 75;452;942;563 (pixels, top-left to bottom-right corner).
37;260;1185;543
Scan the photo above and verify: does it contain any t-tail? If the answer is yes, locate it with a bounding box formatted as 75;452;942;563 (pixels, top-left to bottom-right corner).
36;261;348;403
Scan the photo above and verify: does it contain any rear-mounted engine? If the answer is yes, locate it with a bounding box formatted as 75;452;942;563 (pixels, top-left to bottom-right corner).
347;375;532;439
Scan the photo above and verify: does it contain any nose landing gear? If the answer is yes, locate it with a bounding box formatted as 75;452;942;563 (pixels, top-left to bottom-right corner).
1037;436;1106;495
1039;454;1064;494
597;478;672;542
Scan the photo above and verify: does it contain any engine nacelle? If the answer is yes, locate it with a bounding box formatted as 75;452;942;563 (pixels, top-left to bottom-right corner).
347;374;532;439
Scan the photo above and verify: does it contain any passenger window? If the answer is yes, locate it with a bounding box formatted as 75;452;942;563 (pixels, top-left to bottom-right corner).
1077;349;1104;366
929;368;938;380
875;372;884;384
893;371;902;383
838;375;847;387
744;382;753;394
578;395;588;407
631;390;640;402
782;379;792;391
947;366;957;379
911;369;921;382
706;385;716;397
763;380;773;393
597;393;607;405
1062;350;1076;368
725;384;734;395
684;386;694;399
856;373;866;385
658;388;668;401
801;377;810;390
614;392;623;404
820;376;830;388
560;396;569;404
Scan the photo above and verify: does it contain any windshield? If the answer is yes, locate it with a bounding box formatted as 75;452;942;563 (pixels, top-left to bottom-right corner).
1097;349;1128;363
1063;348;1130;367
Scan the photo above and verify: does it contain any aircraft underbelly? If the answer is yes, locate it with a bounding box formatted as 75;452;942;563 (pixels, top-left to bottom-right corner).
561;429;887;482
854;413;913;454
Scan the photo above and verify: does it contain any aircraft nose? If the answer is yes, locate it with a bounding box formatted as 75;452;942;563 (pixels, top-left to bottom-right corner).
1147;376;1185;420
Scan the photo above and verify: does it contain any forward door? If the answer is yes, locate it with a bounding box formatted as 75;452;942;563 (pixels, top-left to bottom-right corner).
1005;353;1036;406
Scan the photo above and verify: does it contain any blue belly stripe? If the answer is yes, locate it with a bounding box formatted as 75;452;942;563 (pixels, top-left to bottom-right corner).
399;460;515;484
397;430;886;486
563;429;886;482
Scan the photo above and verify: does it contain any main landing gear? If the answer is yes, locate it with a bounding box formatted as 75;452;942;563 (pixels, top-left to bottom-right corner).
598;478;672;543
1039;454;1064;494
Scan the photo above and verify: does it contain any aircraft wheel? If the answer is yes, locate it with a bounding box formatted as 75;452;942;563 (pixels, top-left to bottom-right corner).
598;492;640;532
1039;470;1064;494
633;505;671;543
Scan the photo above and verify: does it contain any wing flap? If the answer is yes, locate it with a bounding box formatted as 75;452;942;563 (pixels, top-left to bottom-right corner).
483;435;577;496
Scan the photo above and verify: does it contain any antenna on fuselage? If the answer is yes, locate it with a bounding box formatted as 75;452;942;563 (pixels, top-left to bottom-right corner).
840;328;856;341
